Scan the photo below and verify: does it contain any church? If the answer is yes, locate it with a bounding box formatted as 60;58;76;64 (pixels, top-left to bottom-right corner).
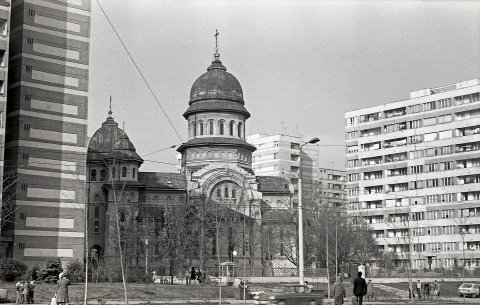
86;47;295;279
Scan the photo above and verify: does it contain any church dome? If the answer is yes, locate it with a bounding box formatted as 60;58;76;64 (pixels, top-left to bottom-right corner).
189;59;244;104
87;114;124;162
105;133;143;163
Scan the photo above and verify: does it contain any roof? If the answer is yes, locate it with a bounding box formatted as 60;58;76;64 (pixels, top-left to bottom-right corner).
183;99;250;118
190;59;243;103
138;172;187;190
256;176;292;194
105;134;143;163
176;137;256;152
87;116;125;161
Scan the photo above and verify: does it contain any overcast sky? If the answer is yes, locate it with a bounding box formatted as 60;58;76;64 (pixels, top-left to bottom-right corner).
88;0;480;172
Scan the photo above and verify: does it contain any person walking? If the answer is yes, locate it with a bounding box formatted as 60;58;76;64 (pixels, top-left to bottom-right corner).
416;280;422;300
185;269;190;285
196;268;202;285
22;281;31;304
331;276;346;305
15;281;23;305
408;280;415;299
367;279;374;300
29;281;35;304
190;267;196;285
56;272;70;305
432;280;440;300
353;271;367;305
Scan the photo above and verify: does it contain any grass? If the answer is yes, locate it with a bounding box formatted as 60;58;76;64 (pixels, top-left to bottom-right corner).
0;281;236;304
383;281;472;298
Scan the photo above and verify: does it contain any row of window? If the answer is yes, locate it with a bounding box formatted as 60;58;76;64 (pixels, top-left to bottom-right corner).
188;151;250;162
189;119;244;138
90;167;136;181
348;193;458;210
346;93;479;127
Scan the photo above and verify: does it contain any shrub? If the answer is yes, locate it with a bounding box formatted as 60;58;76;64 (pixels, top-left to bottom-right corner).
38;257;63;283
0;259;28;282
27;265;40;280
65;259;85;283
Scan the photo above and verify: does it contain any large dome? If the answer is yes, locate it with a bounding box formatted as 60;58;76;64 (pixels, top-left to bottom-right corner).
87;115;124;161
189;59;243;104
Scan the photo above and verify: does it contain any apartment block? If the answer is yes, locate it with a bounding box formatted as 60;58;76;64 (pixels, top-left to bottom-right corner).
317;168;346;209
3;0;91;263
247;133;320;204
345;78;480;270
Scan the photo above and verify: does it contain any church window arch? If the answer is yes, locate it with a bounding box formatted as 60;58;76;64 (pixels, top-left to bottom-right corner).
224;187;229;198
198;120;204;135
192;122;196;136
111;168;116;179
100;170;107;181
91;169;97;181
208;120;214;135
122;167;127;177
232;189;236;199
221;152;225;158
229;121;235;136
215;152;219;158
228;152;232;159
219;120;225;135
238;122;243;138
216;189;221;198
207;151;212;158
132;168;136;179
196;152;200;158
202;152;206;158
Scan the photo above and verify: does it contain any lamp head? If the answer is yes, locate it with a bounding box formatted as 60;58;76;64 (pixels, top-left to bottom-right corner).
307;137;320;144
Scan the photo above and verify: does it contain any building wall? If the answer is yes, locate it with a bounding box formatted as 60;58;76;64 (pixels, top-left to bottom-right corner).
3;0;91;264
345;79;480;269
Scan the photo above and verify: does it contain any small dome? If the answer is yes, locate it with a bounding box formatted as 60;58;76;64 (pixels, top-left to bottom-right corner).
105;134;143;163
87;116;124;161
189;59;243;104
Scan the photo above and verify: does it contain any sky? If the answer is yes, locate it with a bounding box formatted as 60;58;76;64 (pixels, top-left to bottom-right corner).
88;0;480;172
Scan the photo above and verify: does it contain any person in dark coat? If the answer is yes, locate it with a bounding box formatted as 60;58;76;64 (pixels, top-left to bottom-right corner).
190;267;196;285
29;281;35;304
56;272;70;305
353;271;367;305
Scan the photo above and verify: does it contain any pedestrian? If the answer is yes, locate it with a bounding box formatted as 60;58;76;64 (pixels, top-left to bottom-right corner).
190;267;196;285
29;281;35;304
196;268;202;284
56;272;70;305
185;269;190;285
415;280;422;300
432;280;440;299
408;280;415;299
353;271;367;305
15;281;23;305
423;282;430;299
331;276;346;305
367;279;374;300
22;281;31;304
304;281;313;292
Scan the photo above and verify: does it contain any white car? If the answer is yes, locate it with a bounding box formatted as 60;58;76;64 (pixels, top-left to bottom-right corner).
458;283;480;298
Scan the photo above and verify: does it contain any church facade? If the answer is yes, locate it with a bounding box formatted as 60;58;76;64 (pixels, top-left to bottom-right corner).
86;51;294;279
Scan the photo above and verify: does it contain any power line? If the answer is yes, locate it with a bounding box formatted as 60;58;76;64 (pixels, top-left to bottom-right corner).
94;0;184;143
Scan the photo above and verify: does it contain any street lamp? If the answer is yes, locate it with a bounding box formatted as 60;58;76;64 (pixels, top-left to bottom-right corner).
298;137;320;285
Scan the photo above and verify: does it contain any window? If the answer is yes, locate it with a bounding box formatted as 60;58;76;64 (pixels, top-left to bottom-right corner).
23;123;30;131
216;189;221;198
408;135;422;144
346;131;358;140
424;132;437;142
439;161;453;171
437;98;452;109
410;165;423;174
192;122;196;136
20;213;26;220
291;143;300;150
198;121;204;135
219;120;225;135
425;179;439;188
423;117;436;126
22;153;29;160
232;189;236;199
18;243;25;250
442;177;453;186
209;120;214;135
21;184;27;191
440;145;452;155
112;168;116;178
91;169;97;181
25;65;32;72
100;170;106;181
132;168;136;178
438;114;452;124
25;94;31;101
229;121;234;136
409;119;421;129
425;163;438;173
237;122;243;137
439;130;452;139
94;221;100;233
120;212;126;222
423;101;436;111
224;187;229;198
122;167;127;177
94;206;100;218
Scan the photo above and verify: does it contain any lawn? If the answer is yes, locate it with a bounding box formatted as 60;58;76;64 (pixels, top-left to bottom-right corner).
0;282;236;304
383;281;469;298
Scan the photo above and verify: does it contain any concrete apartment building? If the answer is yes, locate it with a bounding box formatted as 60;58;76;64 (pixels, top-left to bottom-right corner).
345;78;480;270
2;0;91;263
317;168;346;209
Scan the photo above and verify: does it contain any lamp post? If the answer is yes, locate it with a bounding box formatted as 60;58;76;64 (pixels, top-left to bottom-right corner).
298;137;320;285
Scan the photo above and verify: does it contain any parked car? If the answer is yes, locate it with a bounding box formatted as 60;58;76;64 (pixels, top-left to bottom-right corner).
253;284;322;305
458;283;480;298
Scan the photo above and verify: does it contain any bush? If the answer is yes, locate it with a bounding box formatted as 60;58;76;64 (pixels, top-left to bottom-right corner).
65;259;85;283
38;257;63;283
0;259;28;282
28;265;40;281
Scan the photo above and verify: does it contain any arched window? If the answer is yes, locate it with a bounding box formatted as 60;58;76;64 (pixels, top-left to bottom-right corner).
229;121;235;136
122;167;127;177
198;120;204;135
120;211;125;222
216;189;221;198
192;122;196;136
90;169;97;181
209;120;214;135
219;120;225;135
224;187;229;198
100;170;107;181
112;168;116;179
238;122;243;137
232;189;236;199
132;168;136;179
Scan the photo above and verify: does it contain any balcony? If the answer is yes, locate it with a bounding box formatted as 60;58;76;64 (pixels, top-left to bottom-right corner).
384;107;406;118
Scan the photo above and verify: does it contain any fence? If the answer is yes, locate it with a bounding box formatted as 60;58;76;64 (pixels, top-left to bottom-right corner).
367;268;480;279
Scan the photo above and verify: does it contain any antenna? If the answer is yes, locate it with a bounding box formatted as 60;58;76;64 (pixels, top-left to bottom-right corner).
214;29;220;60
